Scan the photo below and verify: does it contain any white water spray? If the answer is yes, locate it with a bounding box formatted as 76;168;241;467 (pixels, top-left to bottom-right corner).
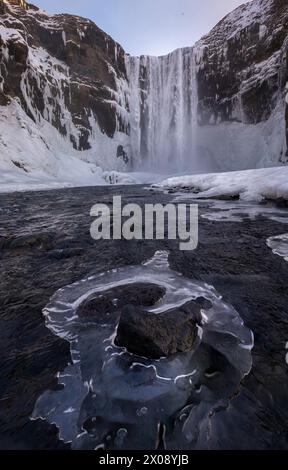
125;48;198;172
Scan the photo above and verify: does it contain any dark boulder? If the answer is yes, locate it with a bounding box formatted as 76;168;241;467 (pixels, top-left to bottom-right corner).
115;297;212;359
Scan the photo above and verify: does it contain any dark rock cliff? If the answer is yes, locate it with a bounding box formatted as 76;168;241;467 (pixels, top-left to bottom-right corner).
195;0;288;161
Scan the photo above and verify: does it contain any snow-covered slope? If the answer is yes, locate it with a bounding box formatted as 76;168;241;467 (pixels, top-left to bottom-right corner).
0;100;109;190
156;166;288;202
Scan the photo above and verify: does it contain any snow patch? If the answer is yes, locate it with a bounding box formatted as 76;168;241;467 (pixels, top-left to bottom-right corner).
156;166;288;202
0;101;133;192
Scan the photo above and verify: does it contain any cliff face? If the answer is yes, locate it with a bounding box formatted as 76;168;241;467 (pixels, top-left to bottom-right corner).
193;0;288;169
0;0;130;176
0;0;288;178
196;0;286;126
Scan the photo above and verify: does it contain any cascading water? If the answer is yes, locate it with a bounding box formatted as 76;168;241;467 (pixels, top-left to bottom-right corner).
125;48;198;172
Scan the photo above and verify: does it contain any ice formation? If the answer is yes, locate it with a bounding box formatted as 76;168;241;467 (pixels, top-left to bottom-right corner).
32;251;253;450
267;233;288;262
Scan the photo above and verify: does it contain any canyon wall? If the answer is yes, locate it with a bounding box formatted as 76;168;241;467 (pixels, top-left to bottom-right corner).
0;0;288;178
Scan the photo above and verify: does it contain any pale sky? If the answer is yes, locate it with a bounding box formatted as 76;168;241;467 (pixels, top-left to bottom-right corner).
34;0;251;56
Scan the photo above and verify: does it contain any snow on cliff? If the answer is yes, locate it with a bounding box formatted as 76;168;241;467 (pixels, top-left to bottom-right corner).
0;97;109;190
0;0;131;188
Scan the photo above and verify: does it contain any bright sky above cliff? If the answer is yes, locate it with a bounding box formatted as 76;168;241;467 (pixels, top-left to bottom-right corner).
34;0;251;56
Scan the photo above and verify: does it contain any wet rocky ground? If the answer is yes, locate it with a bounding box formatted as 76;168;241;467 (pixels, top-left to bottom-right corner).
0;185;288;450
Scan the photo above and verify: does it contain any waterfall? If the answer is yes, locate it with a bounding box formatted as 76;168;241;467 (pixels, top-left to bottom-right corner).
125;48;198;172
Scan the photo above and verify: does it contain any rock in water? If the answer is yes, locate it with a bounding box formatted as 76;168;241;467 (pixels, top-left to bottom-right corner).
115;298;211;359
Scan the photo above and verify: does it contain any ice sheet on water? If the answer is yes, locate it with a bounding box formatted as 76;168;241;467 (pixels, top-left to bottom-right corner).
200;200;288;224
32;251;253;450
267;233;288;262
170;194;288;224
